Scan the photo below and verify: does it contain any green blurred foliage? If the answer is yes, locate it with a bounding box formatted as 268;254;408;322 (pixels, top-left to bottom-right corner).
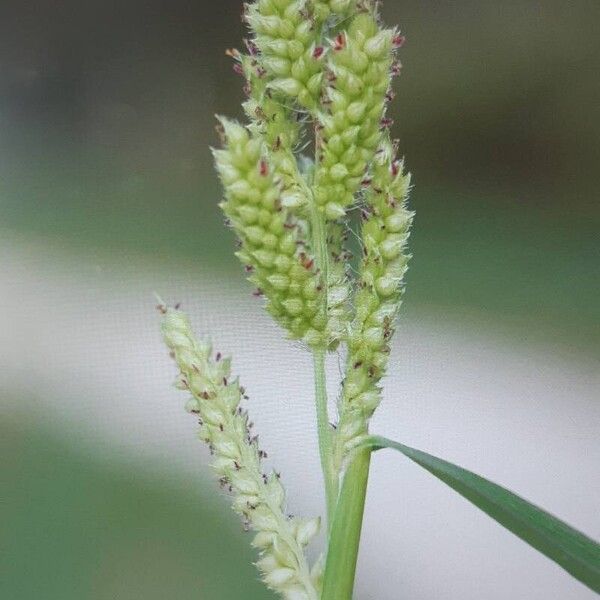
3;415;275;600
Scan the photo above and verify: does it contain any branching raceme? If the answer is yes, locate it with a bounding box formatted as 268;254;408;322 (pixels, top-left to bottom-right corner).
158;0;600;597
161;308;321;599
159;1;409;598
333;138;412;475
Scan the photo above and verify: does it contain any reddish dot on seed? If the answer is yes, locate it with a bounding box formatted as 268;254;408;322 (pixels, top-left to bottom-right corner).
391;61;402;76
334;33;346;51
393;35;406;48
313;46;325;59
259;160;268;176
244;39;259;56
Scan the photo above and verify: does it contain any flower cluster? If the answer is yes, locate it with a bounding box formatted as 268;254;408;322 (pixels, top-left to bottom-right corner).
314;13;401;219
161;307;321;599
333;137;413;469
214;119;331;347
215;0;411;470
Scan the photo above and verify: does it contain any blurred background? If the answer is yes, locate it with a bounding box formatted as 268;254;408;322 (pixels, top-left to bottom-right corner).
2;1;599;599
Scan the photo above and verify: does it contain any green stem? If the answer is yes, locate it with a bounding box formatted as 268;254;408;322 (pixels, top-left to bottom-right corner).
313;348;337;525
309;203;329;286
309;204;338;525
321;449;372;600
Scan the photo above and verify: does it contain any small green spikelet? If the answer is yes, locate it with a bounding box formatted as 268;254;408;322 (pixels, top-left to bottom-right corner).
315;0;358;18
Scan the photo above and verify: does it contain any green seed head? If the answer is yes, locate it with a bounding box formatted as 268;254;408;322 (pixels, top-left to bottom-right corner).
334;136;413;466
215;1;409;358
214;117;332;347
161;307;320;599
216;0;411;476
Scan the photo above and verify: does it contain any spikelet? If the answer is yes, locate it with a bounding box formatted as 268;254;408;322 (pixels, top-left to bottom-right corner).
313;0;358;20
333;136;413;470
161;307;320;600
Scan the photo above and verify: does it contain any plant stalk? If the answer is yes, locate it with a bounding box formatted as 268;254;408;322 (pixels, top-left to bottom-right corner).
321;448;372;600
313;348;337;525
309;203;338;525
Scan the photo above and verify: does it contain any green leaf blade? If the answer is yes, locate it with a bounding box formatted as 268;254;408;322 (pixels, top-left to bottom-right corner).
363;436;600;593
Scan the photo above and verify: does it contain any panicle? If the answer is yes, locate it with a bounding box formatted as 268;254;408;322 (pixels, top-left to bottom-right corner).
314;0;358;20
333;136;413;468
161;307;320;599
165;0;412;595
216;0;412;477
